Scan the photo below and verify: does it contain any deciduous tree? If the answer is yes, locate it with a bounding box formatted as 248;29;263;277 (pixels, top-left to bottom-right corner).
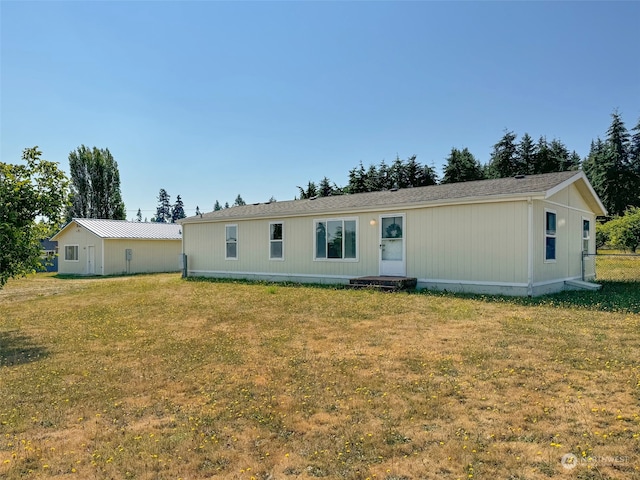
1;147;69;288
67;145;125;220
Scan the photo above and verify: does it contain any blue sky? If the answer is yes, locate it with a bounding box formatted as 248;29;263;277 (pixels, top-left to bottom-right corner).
2;1;639;219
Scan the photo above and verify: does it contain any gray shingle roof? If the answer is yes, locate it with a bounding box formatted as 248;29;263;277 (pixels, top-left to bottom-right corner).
54;219;182;240
181;171;597;223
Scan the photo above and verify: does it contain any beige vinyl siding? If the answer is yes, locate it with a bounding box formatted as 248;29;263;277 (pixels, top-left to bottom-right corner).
534;184;596;284
56;228;103;275
102;239;181;275
184;216;378;279
408;200;529;284
184;200;529;285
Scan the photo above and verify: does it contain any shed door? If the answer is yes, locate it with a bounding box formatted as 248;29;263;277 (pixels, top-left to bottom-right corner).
379;214;406;276
87;245;96;275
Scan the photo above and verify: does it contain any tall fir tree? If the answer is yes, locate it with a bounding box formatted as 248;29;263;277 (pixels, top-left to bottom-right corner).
582;112;638;216
68;145;125;220
516;133;537;175
195;206;201;216
441;147;484;184
318;177;336;197
548;139;570;172
136;208;142;222
213;201;221;211
154;188;171;223
346;161;368;193
486;130;519;178
171;195;186;223
297;181;318;199
233;194;245;206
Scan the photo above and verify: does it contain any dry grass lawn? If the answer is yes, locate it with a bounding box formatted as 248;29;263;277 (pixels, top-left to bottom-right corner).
0;273;639;479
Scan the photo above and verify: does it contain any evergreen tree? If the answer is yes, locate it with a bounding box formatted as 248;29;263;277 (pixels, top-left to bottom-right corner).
136;208;142;222
68;145;125;220
441;147;484;184
346;161;367;193
566;151;581;171
364;164;381;192
224;202;230;209
233;194;245;207
534;136;554;174
377;160;392;190
547;139;570;173
390;155;407;188
318;177;335;197
297;181;317;199
213;201;221;211
171;195;186;222
405;155;423;187
516;133;537;175
154;188;171;223
583;112;637;216
195;206;201;216
486;130;519;178
421;163;439;186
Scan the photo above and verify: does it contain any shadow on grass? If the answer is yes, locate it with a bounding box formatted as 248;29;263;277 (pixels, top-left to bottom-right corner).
0;331;49;367
423;281;640;314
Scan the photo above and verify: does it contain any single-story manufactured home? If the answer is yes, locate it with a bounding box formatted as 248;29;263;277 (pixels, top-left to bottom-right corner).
51;219;182;276
179;171;606;296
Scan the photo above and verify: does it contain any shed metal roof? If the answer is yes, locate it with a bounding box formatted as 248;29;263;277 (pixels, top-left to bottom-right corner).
180;171;606;223
52;219;182;240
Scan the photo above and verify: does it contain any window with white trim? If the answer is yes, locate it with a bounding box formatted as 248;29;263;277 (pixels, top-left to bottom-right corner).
314;218;357;260
545;210;557;261
582;219;590;253
225;225;237;259
269;222;283;260
64;245;79;261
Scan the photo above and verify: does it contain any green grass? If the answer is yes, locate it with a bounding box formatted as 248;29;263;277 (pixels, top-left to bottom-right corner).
1;273;639;479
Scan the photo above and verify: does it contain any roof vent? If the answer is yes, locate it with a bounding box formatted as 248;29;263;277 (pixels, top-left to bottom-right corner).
514;174;525;179
309;195;319;200
390;187;399;192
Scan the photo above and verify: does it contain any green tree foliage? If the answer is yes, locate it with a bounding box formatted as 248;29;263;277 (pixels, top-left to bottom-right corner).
171;195;186;222
136;208;142;222
630;118;640;177
195;206;202;216
233;194;246;207
0;147;69;288
213;201;221;211
345;155;437;193
486;130;519;178
598;207;640;252
68;145;125;220
154;188;171;223
583;112;640;217
441;148;485;184
297;181;318;199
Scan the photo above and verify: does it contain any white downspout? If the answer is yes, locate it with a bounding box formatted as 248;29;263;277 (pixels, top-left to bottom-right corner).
527;198;534;296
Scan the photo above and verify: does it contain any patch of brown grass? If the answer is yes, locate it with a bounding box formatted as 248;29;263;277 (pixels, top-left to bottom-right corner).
0;274;639;479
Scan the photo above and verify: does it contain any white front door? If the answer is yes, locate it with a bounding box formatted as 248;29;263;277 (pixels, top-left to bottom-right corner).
379;214;406;276
87;246;95;275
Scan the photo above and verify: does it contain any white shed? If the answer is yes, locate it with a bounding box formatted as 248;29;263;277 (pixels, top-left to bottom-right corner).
179;171;606;296
51;219;182;276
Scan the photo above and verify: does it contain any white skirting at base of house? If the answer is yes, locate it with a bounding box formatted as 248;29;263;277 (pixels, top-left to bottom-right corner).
187;270;598;297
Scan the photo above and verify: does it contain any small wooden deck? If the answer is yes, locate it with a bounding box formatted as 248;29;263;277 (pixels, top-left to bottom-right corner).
348;276;418;292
